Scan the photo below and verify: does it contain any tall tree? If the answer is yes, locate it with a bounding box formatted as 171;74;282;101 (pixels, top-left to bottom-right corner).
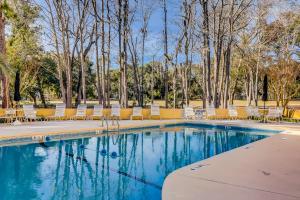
199;0;212;108
0;0;12;108
162;0;169;108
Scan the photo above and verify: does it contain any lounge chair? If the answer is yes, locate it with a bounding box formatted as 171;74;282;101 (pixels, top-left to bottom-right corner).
131;107;143;120
245;106;253;119
206;106;216;119
266;107;283;121
184;106;195;120
277;107;284;121
228;105;238;120
72;104;87;120
91;104;105;126
252;107;262;119
91;104;104;119
46;104;66;121
150;104;161;119
23;105;41;122
246;106;262;119
111;104;121;125
0;109;16;123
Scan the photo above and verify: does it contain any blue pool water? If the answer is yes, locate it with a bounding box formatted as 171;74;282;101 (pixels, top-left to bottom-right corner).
0;124;273;200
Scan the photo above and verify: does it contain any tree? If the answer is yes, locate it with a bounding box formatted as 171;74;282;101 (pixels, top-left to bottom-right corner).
199;0;212;108
0;0;16;108
162;0;169;108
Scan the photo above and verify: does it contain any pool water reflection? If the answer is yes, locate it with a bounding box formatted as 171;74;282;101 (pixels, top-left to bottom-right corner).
0;126;269;200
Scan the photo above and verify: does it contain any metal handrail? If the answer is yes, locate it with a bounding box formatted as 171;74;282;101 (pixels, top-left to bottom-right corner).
103;116;120;133
116;118;120;133
104;117;109;132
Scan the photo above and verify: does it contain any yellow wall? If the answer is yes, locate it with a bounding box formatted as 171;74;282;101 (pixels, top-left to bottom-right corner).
287;109;300;119
0;108;184;120
0;107;299;120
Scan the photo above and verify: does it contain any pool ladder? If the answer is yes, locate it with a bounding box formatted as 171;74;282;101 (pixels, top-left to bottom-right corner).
104;117;120;133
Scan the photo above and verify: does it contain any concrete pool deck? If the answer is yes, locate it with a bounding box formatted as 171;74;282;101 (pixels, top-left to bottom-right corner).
0;119;184;141
163;121;300;200
0;119;300;199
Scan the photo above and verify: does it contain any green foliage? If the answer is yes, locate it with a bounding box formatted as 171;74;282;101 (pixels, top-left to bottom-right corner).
0;0;17;19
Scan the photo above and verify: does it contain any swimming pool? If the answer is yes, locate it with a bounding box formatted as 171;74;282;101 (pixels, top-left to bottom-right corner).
0;124;275;200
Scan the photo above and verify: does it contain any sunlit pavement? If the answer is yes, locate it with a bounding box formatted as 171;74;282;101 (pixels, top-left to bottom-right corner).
0;120;182;139
162;121;300;200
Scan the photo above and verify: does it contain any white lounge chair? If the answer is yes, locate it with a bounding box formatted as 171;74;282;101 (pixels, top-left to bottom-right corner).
92;104;104;119
111;104;121;125
46;104;66;121
250;106;262;119
245;106;253;119
266;107;283;121
228;105;238;119
91;104;105;126
73;104;87;120
23;105;41;122
150;104;160;119
131;107;143;120
206;106;216;119
246;106;259;119
184;107;195;120
277;107;284;120
111;104;121;118
0;109;16;123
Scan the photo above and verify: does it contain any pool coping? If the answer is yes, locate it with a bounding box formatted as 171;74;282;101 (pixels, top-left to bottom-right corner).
0;120;179;146
0;120;282;147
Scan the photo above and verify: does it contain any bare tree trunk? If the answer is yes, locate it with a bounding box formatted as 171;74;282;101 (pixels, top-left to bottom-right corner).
172;68;176;108
46;0;66;103
230;58;241;105
79;35;86;104
151;56;155;104
118;0;123;105
0;5;8;108
76;59;82;106
128;35;141;104
141;38;145;106
200;0;212;107
254;46;260;106
182;0;190;106
106;0;111;107
58;1;73;108
93;0;102;104
211;0;225;108
247;68;253;106
1;77;9;108
223;46;231;108
219;51;225;107
121;0;129;107
77;0;91;105
202;60;207;108
141;26;146;107
163;0;169;108
101;0;106;107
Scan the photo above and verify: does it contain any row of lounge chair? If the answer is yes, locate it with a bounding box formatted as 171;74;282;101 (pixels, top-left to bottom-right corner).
0;104;284;123
0;104;161;123
184;105;284;121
